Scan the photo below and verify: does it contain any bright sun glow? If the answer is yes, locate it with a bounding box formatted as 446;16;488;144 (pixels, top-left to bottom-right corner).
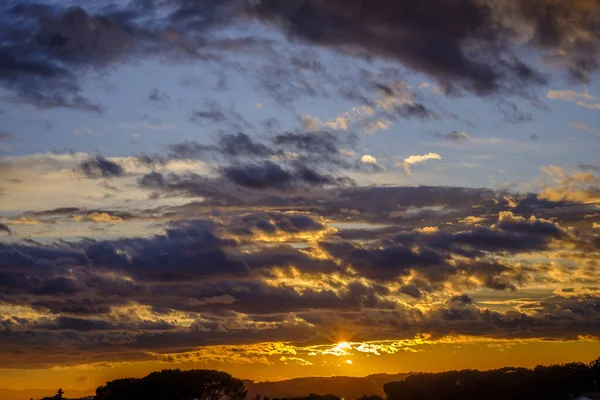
337;342;352;350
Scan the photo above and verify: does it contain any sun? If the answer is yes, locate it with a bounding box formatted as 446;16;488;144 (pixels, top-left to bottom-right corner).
337;342;352;350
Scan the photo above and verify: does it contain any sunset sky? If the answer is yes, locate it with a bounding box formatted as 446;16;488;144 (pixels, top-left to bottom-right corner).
1;0;600;394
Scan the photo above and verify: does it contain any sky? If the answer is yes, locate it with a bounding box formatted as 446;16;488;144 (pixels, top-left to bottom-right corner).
1;0;600;394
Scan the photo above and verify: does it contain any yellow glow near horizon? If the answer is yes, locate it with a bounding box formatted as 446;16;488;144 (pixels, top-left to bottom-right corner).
337;342;352;350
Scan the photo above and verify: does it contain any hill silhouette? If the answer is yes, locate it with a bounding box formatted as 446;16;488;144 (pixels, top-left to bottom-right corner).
244;374;409;400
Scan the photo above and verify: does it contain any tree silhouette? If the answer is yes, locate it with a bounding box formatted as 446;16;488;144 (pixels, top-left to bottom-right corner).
94;369;247;400
39;389;65;400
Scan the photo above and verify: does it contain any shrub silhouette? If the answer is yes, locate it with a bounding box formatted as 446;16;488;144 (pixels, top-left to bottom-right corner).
94;369;247;400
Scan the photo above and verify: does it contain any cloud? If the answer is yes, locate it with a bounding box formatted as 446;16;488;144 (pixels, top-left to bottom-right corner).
5;217;44;227
140;130;375;197
570;122;600;135
0;1;242;111
459;216;486;225
1;189;600;369
399;153;442;175
0;222;11;235
540;165;600;203
78;156;125;179
364;120;393;134
576;101;600;110
299;81;436;136
149;89;170;103
169;134;275;160
361;155;378;164
73;212;124;224
547;89;595;102
434;131;471;141
300;115;350;132
0;131;13;151
0;132;14;142
189;100;250;129
249;0;550;94
3;0;600;115
73;127;100;136
300;105;374;132
222;161;352;190
271;132;356;165
547;89;600;110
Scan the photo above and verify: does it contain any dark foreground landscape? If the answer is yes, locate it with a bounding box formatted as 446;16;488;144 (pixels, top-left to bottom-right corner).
19;357;600;400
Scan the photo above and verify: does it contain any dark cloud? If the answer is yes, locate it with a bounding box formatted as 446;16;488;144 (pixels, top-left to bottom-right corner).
28;207;83;217
272;131;340;154
394;102;435;120
150;130;361;196
243;245;337;274
0;132;14;142
511;0;600;83
322;241;447;282
40;316;175;332
399;284;423;299
254;62;327;104
189;100;251;129
222;161;352;190
1;200;600;367
248;0;547;94
168;133;276;160
135;153;168;168
43;316;119;332
433;131;471;141
579;163;600;172
78;156;125;179
0;222;11;235
0;3;130;111
2;0;600;115
0;0;239;110
240;212;325;235
82;221;250;283
167;141;212;160
217;133;275;158
496;99;534;123
190;102;228;125
148;88;170;103
271;131;358;167
139;171;248;205
493;211;566;237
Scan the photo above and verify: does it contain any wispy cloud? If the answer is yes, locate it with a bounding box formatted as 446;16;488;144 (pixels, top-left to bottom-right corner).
576;101;600;110
570;122;600;134
547;89;595;102
73;127;100;137
547;88;600;110
398;152;442;175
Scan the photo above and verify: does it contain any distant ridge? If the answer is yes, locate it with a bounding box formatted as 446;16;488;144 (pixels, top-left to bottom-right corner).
244;373;409;400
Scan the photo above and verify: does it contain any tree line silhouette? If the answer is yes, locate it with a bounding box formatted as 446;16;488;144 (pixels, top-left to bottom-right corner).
384;358;600;400
37;358;600;400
